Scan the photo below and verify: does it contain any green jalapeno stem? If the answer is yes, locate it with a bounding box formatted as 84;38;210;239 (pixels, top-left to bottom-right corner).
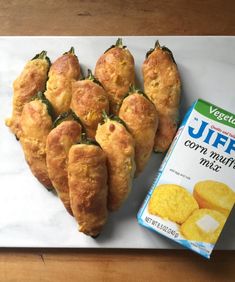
145;40;176;64
52;110;71;128
68;46;75;55
129;85;151;100
119;85;151;108
87;69;104;87
104;38;127;53
80;132;100;146
115;38;123;48
102;110;129;131
102;110;109;122
31;50;51;66
32;50;47;60
32;91;55;121
64;46;75;55
52;109;85;132
155;40;161;49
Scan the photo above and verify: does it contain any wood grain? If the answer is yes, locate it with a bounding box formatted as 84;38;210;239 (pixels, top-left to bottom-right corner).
0;1;235;281
0;0;235;35
0;249;235;282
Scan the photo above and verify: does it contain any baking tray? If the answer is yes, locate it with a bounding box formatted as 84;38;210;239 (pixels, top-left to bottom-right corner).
0;36;234;249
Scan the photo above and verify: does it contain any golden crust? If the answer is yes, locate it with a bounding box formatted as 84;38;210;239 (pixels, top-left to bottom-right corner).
45;53;80;116
193;180;235;217
119;93;158;175
95;47;135;114
148;184;199;224
19;100;53;189
142;47;181;152
68;144;108;237
46;120;82;215
6;58;49;138
95;119;135;211
50;53;80;77
154;112;178;153
180;209;226;244
71;80;109;138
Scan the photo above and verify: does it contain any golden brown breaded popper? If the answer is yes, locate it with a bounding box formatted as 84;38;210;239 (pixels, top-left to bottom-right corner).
119;86;158;176
68;142;108;237
46;112;82;215
19;92;54;189
95;114;136;211
6;51;50;139
95;38;135;114
142;41;181;152
70;70;109;138
45;47;80;116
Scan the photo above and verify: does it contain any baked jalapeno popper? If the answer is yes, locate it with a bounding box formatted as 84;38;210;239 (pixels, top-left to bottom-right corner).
6;51;50;139
95;113;135;211
95;38;135;115
142;41;181;153
70;70;109;138
119;86;158;176
46;111;82;215
45;47;80;116
19;92;55;189
68;138;108;237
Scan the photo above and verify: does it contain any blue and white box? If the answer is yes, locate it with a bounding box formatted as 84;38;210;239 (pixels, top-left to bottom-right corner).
137;99;235;258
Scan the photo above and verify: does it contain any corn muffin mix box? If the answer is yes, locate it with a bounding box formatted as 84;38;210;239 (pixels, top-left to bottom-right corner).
137;99;235;258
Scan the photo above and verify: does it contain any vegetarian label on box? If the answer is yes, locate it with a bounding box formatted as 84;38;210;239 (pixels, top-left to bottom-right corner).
137;99;235;258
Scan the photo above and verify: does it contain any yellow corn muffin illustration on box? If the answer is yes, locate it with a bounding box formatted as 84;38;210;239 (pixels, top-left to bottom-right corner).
148;184;199;224
181;209;226;244
194;180;235;217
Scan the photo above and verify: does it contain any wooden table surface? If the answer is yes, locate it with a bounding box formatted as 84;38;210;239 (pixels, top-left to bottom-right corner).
1;1;235;281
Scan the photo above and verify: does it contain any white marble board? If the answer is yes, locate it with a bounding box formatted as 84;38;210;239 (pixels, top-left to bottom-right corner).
0;36;234;249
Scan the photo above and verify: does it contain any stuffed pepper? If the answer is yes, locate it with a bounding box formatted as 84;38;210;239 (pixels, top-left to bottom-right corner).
70;70;109;138
142;41;181;152
95;38;135;114
68;140;108;237
19;92;54;189
46;111;82;214
119;86;158;175
95;113;135;211
6;51;50;139
45;47;80;116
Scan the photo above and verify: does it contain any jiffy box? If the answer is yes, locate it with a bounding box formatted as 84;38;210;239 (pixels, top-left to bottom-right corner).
137;99;235;258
